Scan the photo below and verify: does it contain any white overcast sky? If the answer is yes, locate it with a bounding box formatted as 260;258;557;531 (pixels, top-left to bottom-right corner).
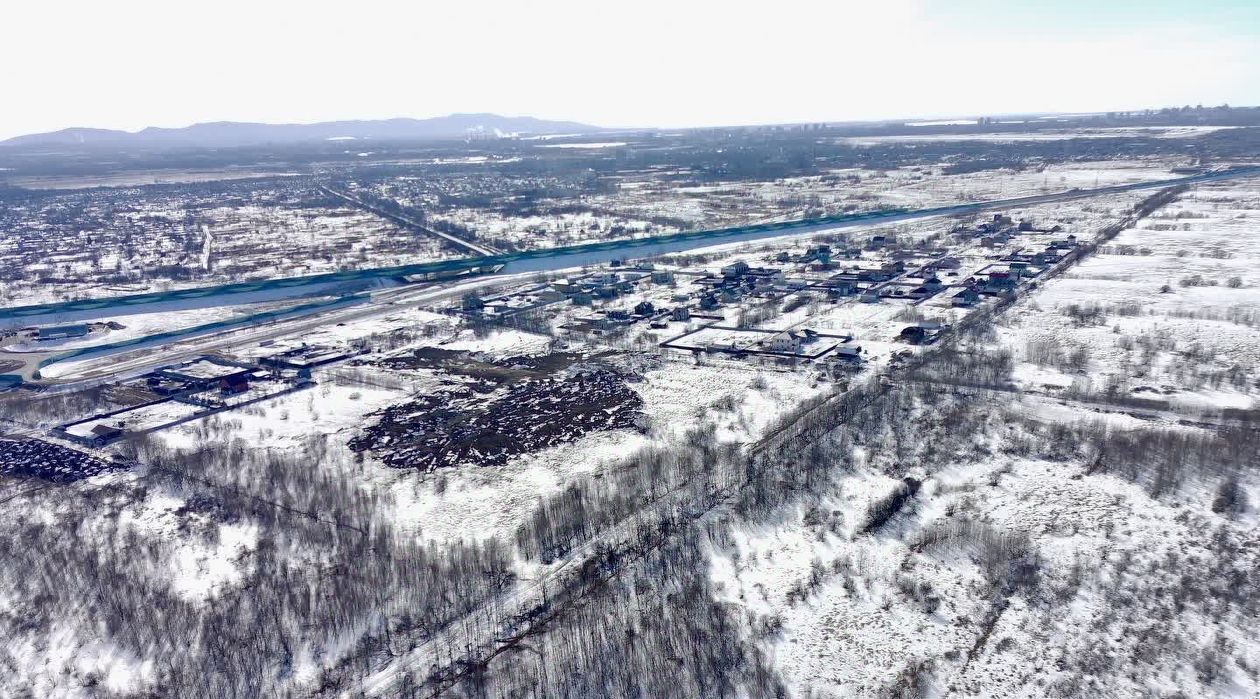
3;0;1258;139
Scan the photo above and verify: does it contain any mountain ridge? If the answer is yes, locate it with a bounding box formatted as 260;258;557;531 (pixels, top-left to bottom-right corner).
0;113;604;148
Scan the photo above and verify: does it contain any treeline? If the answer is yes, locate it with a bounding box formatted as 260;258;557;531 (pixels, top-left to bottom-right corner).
1005;414;1259;503
0;435;519;697
407;345;1021;697
412;314;1257;697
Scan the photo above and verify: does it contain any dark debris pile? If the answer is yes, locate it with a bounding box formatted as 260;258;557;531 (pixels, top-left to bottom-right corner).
0;439;123;483
351;369;643;471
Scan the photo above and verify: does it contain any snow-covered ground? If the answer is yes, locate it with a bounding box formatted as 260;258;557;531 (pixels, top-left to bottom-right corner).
837;125;1238;145
3;162;1255;698
996;180;1260;410
716;453;1255;697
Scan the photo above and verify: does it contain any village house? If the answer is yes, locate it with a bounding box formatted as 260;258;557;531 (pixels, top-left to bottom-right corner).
907;282;942;300
826;279;858;298
981;272;1018;294
833;345;863;363
952;287;981;307
766;330;804;353
747;268;786;286
857;268;894;282
89;424;124;447
805;245;832;263
601;309;632;328
721;261;751;278
899;325;929;344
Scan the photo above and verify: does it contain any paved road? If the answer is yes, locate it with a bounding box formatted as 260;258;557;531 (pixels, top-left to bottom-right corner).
9;272;541;389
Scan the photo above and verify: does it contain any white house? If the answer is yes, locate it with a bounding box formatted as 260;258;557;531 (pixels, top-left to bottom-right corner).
767;331;803;353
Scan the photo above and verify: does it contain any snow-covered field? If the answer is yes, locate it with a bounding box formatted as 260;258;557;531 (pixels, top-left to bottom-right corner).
996;180;1260;410
693;178;1260;698
712;440;1258;697
837;125;1238;145
3;158;1256;698
416;160;1184;253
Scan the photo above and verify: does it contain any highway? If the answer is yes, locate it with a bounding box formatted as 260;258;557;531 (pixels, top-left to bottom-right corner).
4;165;1258;326
3;272;538;388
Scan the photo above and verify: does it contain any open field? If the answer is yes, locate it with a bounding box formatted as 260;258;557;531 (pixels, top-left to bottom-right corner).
996;180;1260;411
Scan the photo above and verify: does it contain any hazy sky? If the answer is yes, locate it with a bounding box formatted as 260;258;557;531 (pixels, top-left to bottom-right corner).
4;0;1258;139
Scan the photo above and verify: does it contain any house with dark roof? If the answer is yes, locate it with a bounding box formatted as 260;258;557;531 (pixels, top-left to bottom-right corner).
899;326;929;344
981;272;1018;295
952;288;981;307
90;424;124;447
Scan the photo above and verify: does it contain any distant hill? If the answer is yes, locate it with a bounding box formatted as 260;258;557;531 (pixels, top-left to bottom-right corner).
0;114;603;149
